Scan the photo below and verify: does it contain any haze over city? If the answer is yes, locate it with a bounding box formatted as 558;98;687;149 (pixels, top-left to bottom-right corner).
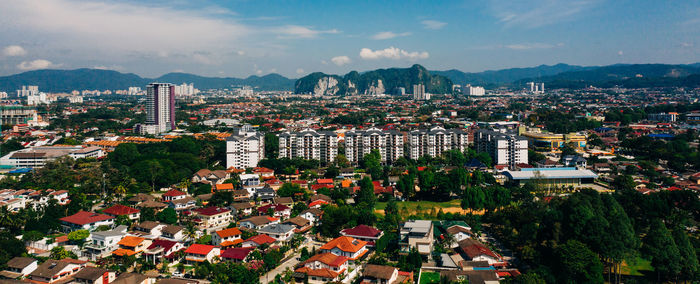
1;0;699;77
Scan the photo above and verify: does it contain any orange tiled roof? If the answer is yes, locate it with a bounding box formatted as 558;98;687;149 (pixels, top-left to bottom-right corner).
216;228;242;238
320;236;367;253
118;236;145;247
112;248;137;256
220;239;244;247
304;252;348;267
215;183;234;191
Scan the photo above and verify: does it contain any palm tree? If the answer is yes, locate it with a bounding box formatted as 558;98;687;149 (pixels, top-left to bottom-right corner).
184;222;198;244
115;184;127;202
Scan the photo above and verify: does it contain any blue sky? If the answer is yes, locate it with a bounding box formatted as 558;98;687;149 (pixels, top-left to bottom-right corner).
0;0;698;78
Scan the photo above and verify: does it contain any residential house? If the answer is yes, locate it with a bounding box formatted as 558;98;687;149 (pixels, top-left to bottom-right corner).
161;225;185;241
102;204;140;220
161;189;188;202
192;169;230;185
399;220;434;255
340;225;383;247
308;199;329;209
232;190;251;202
29;259;86;283
360;264;401;284
59;211;115;232
295;253;348;284
240;174;263;195
446;225;473;246
212;227;243;247
167;196;196;211
136;200;168;211
320;236;368;262
561;155;587;168
220;247;254;263
72;267;115;284
231;202;254;216
253;167;275;178
457;239;502;265
283;216;312;233
133;221;165;237
184;244;220;264
0;257;38;279
273;197;294;206
111;272;152;284
113;236;151;257
191;207;233;233
144;239;184;264
257;224;295;242
239;216;279;230
214;183;234;192
299;208;323;225
257;203;291;219
241;234;276;248
85;225;128;260
255;187;277;203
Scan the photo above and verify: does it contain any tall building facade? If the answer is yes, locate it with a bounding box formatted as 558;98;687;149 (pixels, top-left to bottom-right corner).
138;83;175;135
474;130;528;169
16;85;39;97
413;84;429;100
407;126;469;159
345;127;404;164
278;129;338;164
464;85;486;96
226;125;265;169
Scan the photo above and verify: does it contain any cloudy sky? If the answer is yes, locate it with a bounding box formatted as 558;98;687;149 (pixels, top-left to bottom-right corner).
0;0;699;78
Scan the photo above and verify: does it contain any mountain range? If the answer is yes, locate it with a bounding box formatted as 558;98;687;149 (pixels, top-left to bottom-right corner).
1;62;699;94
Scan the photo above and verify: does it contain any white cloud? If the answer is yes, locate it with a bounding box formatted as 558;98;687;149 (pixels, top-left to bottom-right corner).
371;31;411;40
269;68;277;73
3;45;27;56
17;59;56;70
331;55;351;66
256;69;263;75
617;50;624;56
421;20;447;30
296;68;305;74
489;0;601;28
359;47;429;60
274;25;340;39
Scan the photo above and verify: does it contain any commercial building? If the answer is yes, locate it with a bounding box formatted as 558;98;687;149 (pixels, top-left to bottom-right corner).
226;125;265;169
502;167;598;189
0;146;104;168
278;129;338;164
647;112;678;122
345;127;404;164
137;83;175;135
520;128;586;151
407;126;469;160
474;130;528;169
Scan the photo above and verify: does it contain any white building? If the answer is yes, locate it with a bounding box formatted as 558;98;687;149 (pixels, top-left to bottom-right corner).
464;85;486;96
16;85;38;97
474;129;528;169
27;93;49;105
407;126;469;160
173;83;199;96
127;87;142;95
526;82;545;94
1;146;105;168
278;129;338;164
345;127;403;164
226;125;265;169
137;83;175;135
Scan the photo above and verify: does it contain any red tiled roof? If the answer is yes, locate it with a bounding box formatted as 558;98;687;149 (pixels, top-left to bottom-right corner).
194;206;230;216
185;244;215;255
257;204;290;214
341;225;382;238
59;211;114;225
148;239;178;252
316;179;333;184
220;247;253;260
244;234;276;245
311;184;334;191
308;200;329;207
295;267;341;279
103;204;140;216
163;189;186;197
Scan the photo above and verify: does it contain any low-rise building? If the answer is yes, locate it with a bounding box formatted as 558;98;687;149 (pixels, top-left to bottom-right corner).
191;207;233;233
184;244;220;264
340;225;383;247
320;236;368;262
0;257;38;279
212;227;243;247
257;224;295;242
59;211;115;232
399;220;434;255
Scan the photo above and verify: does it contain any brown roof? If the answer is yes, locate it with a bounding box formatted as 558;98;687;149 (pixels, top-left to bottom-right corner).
156;278;200;284
29;260;71;279
128;193;154;203
135;221;161;230
440;270;498;284
273;197;294;204
301;208;323;217
112;273;150;284
240;216;274;226
283;216;309;227
6;257;36;269
362;264;396;280
231;202;254;210
73;267;110;281
446;225;473;236
169;196;195;205
162;225;184;235
136;200;167;209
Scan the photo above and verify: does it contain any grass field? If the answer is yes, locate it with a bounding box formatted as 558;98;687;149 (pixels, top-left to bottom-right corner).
419;272;441;284
620;256;654;276
375;199;484;215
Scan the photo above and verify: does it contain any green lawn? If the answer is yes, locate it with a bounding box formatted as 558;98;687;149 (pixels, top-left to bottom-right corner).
419;271;441;284
620;256;654;276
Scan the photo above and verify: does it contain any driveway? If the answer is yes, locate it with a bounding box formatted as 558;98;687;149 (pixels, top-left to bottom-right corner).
259;235;317;283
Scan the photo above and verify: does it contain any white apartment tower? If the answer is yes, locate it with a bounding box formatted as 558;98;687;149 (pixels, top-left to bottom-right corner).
413;84;429;100
474;130;528;169
226;125;265;169
138;83;175;135
345;127;404;164
465;85;486;96
278;129;338;164
407;126;469;160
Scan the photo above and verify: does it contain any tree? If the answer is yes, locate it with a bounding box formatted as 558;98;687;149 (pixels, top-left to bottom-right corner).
642;219;681;281
157;208;178;225
50;246;77;259
67;229;90;246
356;177;376;209
22;231;44;243
672;227;699;282
553;240;604;284
362;150;382;180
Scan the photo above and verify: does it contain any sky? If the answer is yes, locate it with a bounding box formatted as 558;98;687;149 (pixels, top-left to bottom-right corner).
0;0;699;78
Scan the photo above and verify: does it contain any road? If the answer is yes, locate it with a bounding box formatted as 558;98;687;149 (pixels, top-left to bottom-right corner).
259;236;321;284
